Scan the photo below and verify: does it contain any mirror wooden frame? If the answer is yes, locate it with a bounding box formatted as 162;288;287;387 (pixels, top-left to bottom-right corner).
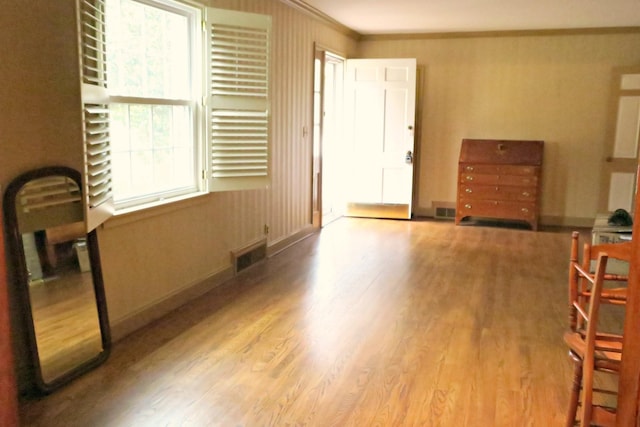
3;166;111;394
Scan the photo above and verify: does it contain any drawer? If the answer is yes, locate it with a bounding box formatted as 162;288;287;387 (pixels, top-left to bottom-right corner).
459;139;544;165
459;173;538;186
457;200;537;220
459;164;539;176
459;184;536;201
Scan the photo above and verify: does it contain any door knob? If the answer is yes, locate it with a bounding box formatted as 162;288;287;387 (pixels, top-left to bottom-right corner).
405;151;413;164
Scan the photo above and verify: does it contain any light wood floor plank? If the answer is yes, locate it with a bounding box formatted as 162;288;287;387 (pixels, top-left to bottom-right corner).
19;218;616;426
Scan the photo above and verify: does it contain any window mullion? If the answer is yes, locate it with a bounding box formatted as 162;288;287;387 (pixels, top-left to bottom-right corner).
109;95;191;106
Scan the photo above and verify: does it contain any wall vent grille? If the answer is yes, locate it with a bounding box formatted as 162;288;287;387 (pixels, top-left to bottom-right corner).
434;207;456;220
232;240;267;274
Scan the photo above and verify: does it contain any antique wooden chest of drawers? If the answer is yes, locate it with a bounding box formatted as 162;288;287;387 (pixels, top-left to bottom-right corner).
455;139;544;230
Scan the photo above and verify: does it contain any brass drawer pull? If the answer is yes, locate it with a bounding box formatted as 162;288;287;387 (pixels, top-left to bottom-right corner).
466;176;473;181
521;208;529;213
522;191;530;197
465;204;472;209
465;188;473;193
465;166;474;171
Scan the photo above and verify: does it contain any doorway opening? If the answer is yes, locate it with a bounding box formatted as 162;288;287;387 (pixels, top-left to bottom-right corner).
311;52;417;225
312;48;345;228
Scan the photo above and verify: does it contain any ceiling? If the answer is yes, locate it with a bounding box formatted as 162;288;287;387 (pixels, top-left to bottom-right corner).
300;0;640;35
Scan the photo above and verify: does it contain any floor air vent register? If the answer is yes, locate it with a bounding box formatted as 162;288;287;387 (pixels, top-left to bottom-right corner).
232;239;267;274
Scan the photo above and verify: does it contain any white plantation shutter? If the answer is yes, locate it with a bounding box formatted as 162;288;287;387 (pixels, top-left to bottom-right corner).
16;176;84;233
206;8;271;191
19;177;82;213
83;105;112;207
79;0;114;231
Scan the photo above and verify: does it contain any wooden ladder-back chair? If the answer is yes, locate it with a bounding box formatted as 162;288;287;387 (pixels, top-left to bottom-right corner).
565;232;630;426
568;231;631;334
565;248;625;426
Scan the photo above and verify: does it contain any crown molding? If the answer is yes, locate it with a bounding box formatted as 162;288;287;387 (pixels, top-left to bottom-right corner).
277;2;640;42
360;26;640;42
279;0;361;40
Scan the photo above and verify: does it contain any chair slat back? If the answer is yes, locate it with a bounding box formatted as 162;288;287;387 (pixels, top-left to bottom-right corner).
579;252;610;427
568;232;630;332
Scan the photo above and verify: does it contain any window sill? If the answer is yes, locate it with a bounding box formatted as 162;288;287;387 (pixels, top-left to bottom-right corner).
101;191;210;230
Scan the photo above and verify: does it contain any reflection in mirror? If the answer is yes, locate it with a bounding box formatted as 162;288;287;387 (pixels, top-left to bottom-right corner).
4;167;110;394
25;223;103;384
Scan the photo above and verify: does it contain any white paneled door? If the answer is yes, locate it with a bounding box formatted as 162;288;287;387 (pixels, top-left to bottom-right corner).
344;58;417;219
601;67;640;213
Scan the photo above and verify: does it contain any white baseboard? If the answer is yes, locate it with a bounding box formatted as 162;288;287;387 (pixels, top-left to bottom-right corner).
267;224;317;257
110;266;234;342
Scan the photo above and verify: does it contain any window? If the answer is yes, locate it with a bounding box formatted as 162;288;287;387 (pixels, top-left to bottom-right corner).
79;0;271;225
105;0;200;208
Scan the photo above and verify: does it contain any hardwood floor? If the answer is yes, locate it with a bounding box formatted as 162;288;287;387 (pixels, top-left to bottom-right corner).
18;218;620;426
29;268;103;383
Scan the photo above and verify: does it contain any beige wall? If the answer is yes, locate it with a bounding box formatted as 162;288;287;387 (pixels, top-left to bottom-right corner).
0;0;357;391
357;32;640;225
0;0;87;394
0;1;85;184
3;0;640;392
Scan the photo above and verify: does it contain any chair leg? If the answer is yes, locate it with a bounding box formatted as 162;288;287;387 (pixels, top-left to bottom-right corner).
566;358;582;427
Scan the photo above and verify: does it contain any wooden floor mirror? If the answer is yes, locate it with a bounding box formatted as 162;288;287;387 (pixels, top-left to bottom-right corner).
3;166;110;394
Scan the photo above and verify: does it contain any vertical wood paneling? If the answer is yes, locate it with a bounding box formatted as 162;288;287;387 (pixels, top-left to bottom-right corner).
4;0;358;393
96;0;357;330
212;0;354;244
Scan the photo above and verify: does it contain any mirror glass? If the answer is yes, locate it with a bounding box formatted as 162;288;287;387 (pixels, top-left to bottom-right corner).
4;167;110;393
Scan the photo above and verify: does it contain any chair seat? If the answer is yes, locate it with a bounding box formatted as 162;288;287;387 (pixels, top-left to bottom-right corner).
563;331;622;372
